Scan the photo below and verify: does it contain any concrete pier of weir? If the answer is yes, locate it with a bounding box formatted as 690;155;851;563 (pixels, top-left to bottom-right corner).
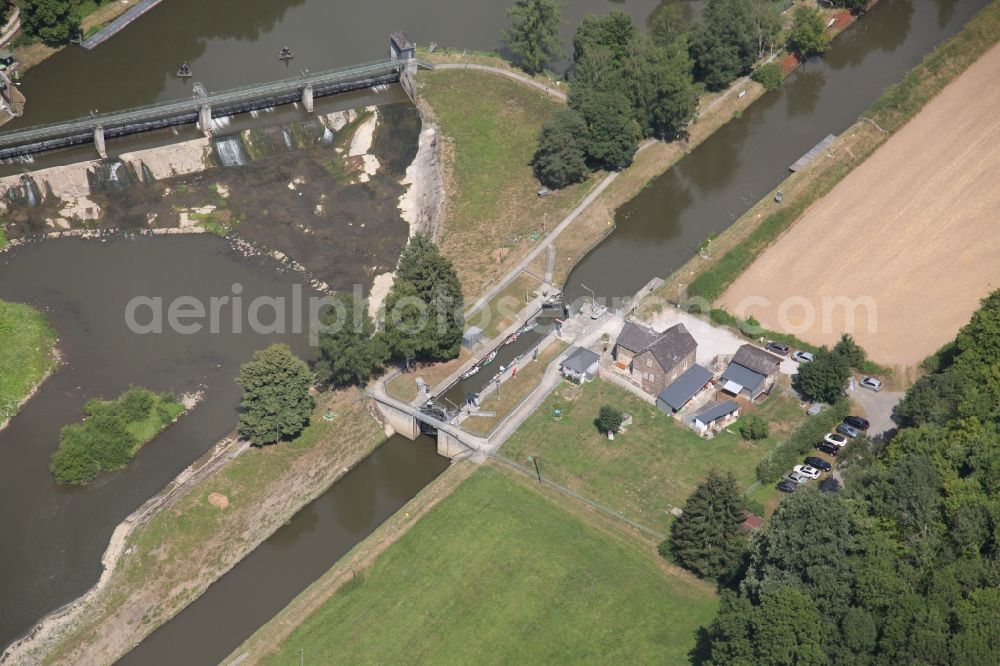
368;392;482;460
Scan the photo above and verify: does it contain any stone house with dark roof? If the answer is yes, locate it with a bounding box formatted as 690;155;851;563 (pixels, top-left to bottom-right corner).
614;321;697;396
721;344;783;400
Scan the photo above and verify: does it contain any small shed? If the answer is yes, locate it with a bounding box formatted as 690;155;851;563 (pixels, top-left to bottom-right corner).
740;513;764;532
462;326;483;350
560;346;599;383
692;400;740;434
657;364;713;414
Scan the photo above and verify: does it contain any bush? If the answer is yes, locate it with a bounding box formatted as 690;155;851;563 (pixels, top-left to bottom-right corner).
751;62;782;90
119;386;155;422
595;405;623;435
739;415;769;441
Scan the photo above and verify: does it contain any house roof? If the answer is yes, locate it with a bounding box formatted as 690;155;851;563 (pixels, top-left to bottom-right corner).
740;513;764;531
657;364;713;411
720;363;766;394
616;321;660;353
731;344;782;376
642;323;697;372
694;400;740;425
561;346;599;374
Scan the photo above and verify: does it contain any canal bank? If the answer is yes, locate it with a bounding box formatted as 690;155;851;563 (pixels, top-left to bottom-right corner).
562;0;992;307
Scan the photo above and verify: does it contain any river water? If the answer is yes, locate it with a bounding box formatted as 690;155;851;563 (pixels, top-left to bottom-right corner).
0;0;989;658
564;0;990;304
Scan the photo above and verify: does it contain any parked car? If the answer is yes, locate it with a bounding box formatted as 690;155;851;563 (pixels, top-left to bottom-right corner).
792;350;815;363
824;432;848;447
787;470;811;484
804;456;832;472
776;480;797;493
767;341;790;356
793;464;821;480
860;376;883;392
816;442;840;456
836;423;860;438
844;416;870;430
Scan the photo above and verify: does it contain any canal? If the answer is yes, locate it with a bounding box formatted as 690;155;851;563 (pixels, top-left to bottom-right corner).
0;0;989;659
564;0;990;305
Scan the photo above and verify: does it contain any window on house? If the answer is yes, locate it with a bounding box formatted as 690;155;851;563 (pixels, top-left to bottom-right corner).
646;358;653;368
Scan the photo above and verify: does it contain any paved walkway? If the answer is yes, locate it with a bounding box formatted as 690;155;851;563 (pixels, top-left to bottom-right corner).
433;63;567;101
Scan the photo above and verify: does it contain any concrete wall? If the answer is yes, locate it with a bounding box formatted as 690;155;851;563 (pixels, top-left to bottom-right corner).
375;401;421;440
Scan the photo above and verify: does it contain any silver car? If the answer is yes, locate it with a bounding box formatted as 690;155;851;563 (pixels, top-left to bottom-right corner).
860;376;883;392
792;351;814;363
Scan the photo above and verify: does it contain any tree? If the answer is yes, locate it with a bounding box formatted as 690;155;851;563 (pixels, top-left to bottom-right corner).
595;404;623;435
665;470;746;579
833;333;867;369
837;0;868;14
19;0;81;44
788;6;830;58
795;346;849;403
647;1;691;49
690;0;759;90
739;414;769;440
382;279;432;371
236;344;314;445
503;0;563;75
570;58;640;169
394;234;465;360
532;108;589;188
748;0;782;60
623;35;697;140
572;10;636;66
315;291;388;387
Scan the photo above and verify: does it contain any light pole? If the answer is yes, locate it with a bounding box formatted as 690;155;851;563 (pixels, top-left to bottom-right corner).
580;283;596;314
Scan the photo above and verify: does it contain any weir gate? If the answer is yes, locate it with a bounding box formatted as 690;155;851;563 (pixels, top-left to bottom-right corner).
0;34;429;160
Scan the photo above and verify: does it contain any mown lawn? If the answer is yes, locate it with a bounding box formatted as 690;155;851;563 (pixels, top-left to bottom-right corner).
420;70;597;298
262;467;717;665
503;379;805;533
0;300;57;426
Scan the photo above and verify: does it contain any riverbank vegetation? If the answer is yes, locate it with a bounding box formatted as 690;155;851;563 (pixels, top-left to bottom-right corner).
50;387;184;485
0;300;57;428
30;389;386;665
702;291;1000;663
418;70;598;296
255;466;718;664
640;0;1000;352
236;344;314;445
502;379;806;533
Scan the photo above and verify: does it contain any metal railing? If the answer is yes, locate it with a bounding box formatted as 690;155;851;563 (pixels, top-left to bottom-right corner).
0;58;415;149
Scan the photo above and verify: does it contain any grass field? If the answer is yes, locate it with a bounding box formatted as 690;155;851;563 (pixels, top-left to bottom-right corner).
0;300;57;427
502;380;805;533
419;70;597;298
261;467;718;665
467;272;541;339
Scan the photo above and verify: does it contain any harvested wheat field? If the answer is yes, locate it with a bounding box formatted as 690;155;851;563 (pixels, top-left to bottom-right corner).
719;43;1000;368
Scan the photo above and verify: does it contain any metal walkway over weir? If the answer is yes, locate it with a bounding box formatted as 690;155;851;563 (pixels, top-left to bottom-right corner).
0;55;432;160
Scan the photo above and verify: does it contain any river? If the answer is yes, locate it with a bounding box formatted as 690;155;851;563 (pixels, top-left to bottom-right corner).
0;0;989;659
564;0;990;305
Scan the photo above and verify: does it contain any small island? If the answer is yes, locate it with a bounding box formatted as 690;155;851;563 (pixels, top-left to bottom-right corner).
0;300;58;431
50;387;189;485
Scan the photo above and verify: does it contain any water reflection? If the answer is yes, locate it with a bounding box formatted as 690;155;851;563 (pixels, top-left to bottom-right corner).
785;67;827;117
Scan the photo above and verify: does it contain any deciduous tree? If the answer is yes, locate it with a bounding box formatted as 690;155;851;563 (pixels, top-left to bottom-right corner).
503;0;563;75
788;6;830;58
532;107;589;188
794;346;849;403
315;291;388;387
236;344;315;445
20;0;80;44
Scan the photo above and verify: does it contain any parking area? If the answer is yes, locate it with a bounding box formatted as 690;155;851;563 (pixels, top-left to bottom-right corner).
849;383;903;438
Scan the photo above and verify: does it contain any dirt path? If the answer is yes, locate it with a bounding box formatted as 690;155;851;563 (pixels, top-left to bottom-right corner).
434;63;567;101
719;43;1000;368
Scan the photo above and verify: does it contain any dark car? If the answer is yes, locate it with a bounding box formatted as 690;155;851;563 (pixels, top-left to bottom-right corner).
776;480;798;493
836;423;860;438
815;442;839;456
844;416;870;430
766;341;790;356
804;456;832;472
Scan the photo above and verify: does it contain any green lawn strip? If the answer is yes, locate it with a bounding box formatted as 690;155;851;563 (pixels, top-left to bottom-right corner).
0;300;58;426
686;0;1000;307
502;379;806;534
262;466;717;665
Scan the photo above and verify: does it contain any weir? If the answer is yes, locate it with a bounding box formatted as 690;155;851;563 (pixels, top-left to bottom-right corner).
0;34;431;159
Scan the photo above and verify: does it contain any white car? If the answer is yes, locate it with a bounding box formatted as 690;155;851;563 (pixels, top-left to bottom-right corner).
861;376;883;392
793;464;821;480
824;433;848;447
792;351;814;363
787;471;811;484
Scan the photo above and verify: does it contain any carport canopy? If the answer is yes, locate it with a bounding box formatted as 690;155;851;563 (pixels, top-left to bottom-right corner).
722;380;743;395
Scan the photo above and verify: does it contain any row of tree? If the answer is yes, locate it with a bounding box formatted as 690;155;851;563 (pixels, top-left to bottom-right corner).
15;0;99;45
665;290;1000;663
506;0;865;188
